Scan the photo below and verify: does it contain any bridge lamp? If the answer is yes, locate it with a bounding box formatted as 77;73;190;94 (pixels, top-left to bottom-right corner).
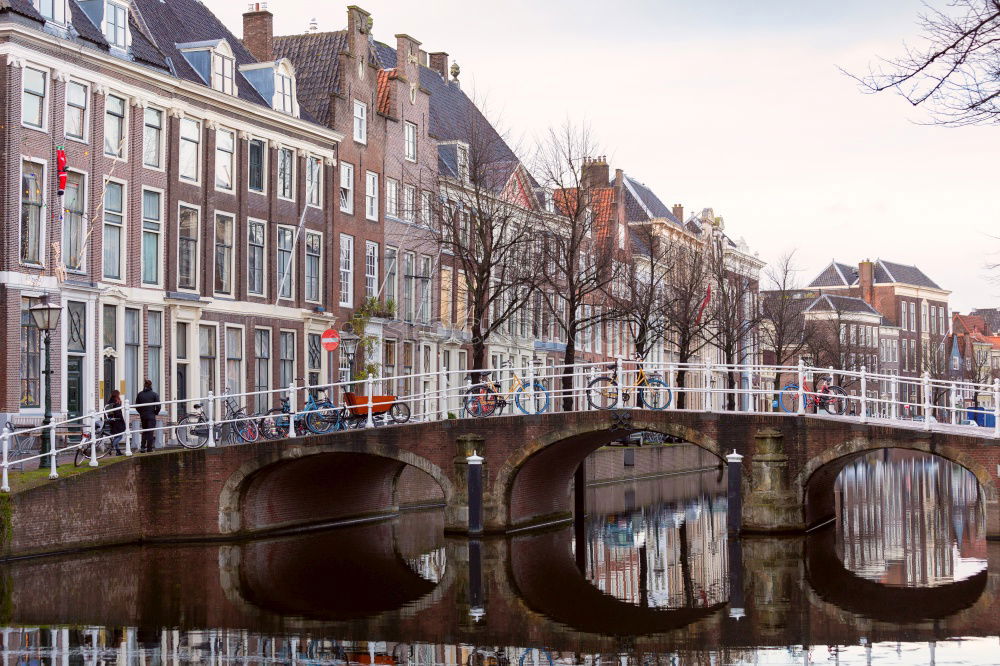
29;297;61;475
340;329;361;379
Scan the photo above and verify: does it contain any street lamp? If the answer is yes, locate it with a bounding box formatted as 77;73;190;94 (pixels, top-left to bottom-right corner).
29;297;61;473
340;328;361;382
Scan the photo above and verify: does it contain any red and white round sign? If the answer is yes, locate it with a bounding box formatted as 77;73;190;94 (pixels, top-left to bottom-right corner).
321;328;341;352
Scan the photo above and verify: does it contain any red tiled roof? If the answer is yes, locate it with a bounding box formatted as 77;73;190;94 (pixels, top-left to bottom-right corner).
954;314;987;336
376;68;398;116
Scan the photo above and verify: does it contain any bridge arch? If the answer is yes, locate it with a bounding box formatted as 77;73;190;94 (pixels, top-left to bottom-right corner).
218;440;454;536
492;413;724;530
798;436;999;531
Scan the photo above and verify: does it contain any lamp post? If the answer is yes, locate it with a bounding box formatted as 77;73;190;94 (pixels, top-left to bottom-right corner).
340;328;361;383
29;298;61;471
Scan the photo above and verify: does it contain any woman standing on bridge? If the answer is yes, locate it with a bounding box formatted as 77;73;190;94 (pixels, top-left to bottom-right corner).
104;390;126;456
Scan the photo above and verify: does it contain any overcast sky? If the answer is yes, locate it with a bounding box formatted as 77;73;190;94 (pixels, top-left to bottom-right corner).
207;0;1000;312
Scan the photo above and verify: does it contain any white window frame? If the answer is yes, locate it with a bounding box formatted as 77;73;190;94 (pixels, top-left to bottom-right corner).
365;171;379;221
64;79;88;143
386;178;399;218
275;73;295;115
103;0;128;49
214;211;236;297
21;65;48;131
224;325;245;396
339;162;354;214
247;218;267;297
104;93;127;159
277;147;295;201
177;202;201;292
141;187;164;287
102;177;126;282
420;191;432;226
142;105;164;170
305;231;323;304
215;128;236;192
403;184;416;222
212;50;236;96
365;241;379;299
306;155;322;208
62;169;87;273
353;100;367;144
276;225;295;301
339;233;354;308
179;117;201;183
404;121;417;162
36;0;67;24
248;137;267;194
278;330;296;389
20;157;46;267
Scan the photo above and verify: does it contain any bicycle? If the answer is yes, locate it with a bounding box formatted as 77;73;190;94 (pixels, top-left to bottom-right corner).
175;398;258;449
463;361;549;418
260;397;312;440
73;418;114;467
586;358;671;410
302;389;345;434
777;375;847;415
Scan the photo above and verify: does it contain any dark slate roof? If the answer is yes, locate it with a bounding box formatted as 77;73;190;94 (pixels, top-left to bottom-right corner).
807;261;856;288
0;0;43;22
807;259;942;290
622;175;681;225
67;0;108;48
804;294;881;316
273;30;347;126
133;0;272;108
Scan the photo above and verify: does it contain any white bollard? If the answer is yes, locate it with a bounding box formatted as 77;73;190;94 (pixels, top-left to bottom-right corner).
922;372;932;431
122;397;133;456
206;391;216;447
89;417;98;467
366;375;375;428
1;433;9;492
860;365;867;423
796;359;805;415
528;359;537;414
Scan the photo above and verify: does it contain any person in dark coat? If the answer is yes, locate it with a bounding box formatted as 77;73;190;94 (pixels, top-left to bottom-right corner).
104;389;126;455
134;380;161;453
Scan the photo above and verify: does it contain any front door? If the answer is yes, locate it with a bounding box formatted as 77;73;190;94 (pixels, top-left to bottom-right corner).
66;356;83;418
103;356;115;403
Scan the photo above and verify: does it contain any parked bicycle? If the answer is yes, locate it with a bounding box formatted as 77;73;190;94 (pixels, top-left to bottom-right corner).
777;375;847;415
586;358;671;410
463;361;549;418
175;397;258;449
73;418;112;467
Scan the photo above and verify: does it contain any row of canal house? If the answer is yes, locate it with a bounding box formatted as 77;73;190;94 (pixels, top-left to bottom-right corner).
1;0;762;431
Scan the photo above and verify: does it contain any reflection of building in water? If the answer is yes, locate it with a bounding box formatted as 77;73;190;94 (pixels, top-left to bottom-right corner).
406;546;448;583
585;489;728;609
834;450;986;587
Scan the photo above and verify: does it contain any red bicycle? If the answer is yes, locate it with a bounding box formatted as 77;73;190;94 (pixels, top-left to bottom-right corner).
778;375;848;415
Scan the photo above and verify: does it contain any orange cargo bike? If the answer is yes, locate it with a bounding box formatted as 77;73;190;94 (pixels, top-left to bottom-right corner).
341;391;411;427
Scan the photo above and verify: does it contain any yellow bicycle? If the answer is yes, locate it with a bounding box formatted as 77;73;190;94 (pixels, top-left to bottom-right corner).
586;360;671;410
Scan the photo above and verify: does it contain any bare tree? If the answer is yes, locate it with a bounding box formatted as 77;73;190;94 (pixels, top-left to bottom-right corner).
707;240;763;410
759;252;811;366
851;0;1000;126
436;100;538;372
533;123;626;410
618;223;674;361
661;242;713;409
802;301;878;394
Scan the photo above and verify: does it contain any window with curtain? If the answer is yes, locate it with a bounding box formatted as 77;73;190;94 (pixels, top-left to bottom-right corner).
22;67;46;128
178;206;198;289
179;118;200;181
20;160;43;265
279;331;295;389
124;308;140;401
103;181;124;279
214;213;234;295
148;311;162;393
277;227;294;299
255;328;271;403
199;325;217;397
225;327;243;395
278;148;294;199
20;298;40;408
248;221;265;296
215;129;235;190
141;190;161;285
65;80;87;140
104;94;125;157
305;232;322;302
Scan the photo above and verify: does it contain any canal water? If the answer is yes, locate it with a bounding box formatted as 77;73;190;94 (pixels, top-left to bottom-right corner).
0;446;996;664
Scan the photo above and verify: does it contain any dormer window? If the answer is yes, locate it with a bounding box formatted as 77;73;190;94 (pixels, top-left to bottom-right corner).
104;1;127;49
276;73;294;114
36;0;66;24
212;50;235;95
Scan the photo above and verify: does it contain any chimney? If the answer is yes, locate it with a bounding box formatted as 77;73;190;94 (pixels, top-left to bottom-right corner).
243;3;273;62
581;155;610;189
395;34;422;81
858;259;875;305
346;5;372;56
429;52;448;79
672;203;684;222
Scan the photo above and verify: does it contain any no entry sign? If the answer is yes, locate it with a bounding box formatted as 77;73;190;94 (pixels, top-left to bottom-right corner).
321;328;341;352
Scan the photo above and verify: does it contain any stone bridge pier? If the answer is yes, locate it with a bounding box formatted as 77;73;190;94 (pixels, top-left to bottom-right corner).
3;410;1000;558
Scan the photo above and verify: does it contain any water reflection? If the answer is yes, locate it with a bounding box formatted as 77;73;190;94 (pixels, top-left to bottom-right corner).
0;446;998;663
834;450;987;587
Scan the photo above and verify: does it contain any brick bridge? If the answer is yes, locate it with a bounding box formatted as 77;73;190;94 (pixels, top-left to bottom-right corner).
4;516;1000;652
4;410;1000;558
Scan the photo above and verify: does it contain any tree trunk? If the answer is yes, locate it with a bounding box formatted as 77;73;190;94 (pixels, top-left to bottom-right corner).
675;368;688;409
561;337;577;413
470;320;487;382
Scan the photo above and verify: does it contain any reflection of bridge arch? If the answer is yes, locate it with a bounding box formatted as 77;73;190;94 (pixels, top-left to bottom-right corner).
508;526;726;635
218;442;453;536
798;438;999;529
495;415;723;530
805;527;990;623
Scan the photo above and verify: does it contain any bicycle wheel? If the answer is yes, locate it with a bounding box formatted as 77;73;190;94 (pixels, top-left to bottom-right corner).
74;441;91;467
464;386;498;418
638;377;672;410
821;386;848;416
305;405;338;434
514;383;550;414
778;384;802;414
260;409;290;439
233;410;260;443
389;402;411;423
176;414;209;449
587;376;621;410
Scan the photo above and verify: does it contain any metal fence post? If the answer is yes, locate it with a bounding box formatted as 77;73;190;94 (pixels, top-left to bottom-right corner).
366;375;375;428
796;359;805;415
950;384;958;425
528;358;537;414
206;390;216;447
89;417;98;467
993;378;1000;439
121;397;133;456
48;420;58;479
667;363;676;410
891;374;899;420
922;372;931;431
1;433;9;492
439;366;448;420
705;360;713;412
860;365;867;423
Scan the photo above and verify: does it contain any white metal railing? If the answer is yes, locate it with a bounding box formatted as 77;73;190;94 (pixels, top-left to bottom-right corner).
1;359;996;491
